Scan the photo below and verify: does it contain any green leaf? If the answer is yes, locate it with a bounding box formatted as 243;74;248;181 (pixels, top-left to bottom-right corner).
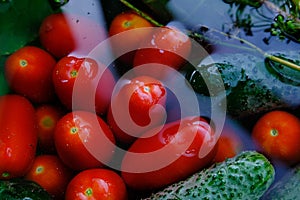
0;0;54;55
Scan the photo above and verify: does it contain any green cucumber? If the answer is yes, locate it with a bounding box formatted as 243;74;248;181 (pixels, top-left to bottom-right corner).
186;51;300;118
143;151;275;200
262;165;300;200
0;179;52;200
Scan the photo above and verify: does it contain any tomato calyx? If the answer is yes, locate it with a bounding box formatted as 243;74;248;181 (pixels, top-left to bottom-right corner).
19;59;28;67
270;129;279;137
1;172;10;179
70;127;79;134
85;187;93;197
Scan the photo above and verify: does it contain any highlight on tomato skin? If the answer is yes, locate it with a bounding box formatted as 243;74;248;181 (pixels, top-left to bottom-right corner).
0;94;38;180
4;46;57;104
121;116;217;191
65;168;128;200
24;155;73;200
107;75;167;145
54;111;116;171
252;110;300;165
108;11;154;65
52;56;116;116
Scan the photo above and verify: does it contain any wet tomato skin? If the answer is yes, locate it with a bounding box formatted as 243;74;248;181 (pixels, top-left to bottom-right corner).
107;76;167;145
108;11;154;65
52;56;115;115
0;94;38;179
25;155;73;200
121;116;217;191
252;110;300;165
54;111;116;171
4;46;56;103
133;26;191;78
65;168;128;200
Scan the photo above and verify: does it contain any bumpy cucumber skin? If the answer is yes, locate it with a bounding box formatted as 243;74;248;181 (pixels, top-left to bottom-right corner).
262;165;300;200
0;179;52;200
143;151;275;200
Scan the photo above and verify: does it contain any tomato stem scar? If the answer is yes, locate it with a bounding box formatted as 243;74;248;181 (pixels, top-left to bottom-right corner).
19;59;28;67
85;188;93;197
270;129;279;136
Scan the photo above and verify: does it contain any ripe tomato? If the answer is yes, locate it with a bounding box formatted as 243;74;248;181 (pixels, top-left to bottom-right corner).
52;56;115;115
65;168;127;200
107;75;167;145
36;104;64;153
0;94;38;179
133;26;191;79
25;155;73;200
54;111;116;171
213;126;243;163
121;116;217;191
4;46;56;103
252;110;300;165
39;13;106;58
108;11;154;65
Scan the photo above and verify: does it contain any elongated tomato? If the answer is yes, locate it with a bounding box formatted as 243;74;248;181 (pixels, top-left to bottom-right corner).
0;95;38;179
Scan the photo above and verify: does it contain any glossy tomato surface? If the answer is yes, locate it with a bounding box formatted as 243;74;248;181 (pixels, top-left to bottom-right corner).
52;56;115;115
107;75;167;145
54;111;116;171
25;155;73;200
0;95;38;179
65;168;127;200
133;26;191;79
252;110;300;165
39;13;106;58
4;46;56;103
121;116;217;191
108;11;154;65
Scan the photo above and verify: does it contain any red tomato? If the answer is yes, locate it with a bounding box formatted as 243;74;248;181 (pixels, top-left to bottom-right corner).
52;56;115;115
36;104;64;153
252;110;300;165
213;127;243;163
4;46;56;103
108;11;154;65
25;155;73;200
121;116;217;191
54;111;116;171
0;94;38;179
133;26;191;79
39;13;106;58
65;168;127;200
107;75;167;145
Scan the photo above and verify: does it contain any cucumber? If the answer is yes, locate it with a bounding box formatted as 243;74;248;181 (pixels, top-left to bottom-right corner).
262;165;300;200
185;51;300;118
0;179;52;200
143;151;275;200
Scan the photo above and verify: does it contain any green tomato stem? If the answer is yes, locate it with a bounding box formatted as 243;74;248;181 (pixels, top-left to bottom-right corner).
119;0;164;27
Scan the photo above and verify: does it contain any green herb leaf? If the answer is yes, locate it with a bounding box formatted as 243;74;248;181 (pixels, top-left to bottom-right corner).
0;0;54;55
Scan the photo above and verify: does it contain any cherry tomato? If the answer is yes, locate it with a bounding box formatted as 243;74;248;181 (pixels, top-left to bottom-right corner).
25;155;73;200
4;46;56;103
252;110;300;165
108;11;154;65
107;75;167;145
54;111;116;171
36;104;64;153
121;116;217;191
52;56;115;115
0;94;38;179
213;127;243;163
39;13;106;58
133;26;191;79
65;168;127;200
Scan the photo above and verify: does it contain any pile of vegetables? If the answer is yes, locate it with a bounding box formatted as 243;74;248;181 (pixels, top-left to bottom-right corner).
0;0;300;199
